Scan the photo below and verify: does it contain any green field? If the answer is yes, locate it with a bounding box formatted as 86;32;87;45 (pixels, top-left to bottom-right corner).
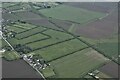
79;35;118;45
14;22;37;29
49;48;107;78
39;5;105;24
95;42;118;59
27;29;73;50
15;27;46;39
41;66;55;77
3;51;20;60
7;25;26;33
30;39;87;61
1;39;9;48
79;36;118;62
8;33;48;45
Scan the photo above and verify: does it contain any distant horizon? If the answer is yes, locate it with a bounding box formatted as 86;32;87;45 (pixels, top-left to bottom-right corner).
0;0;120;2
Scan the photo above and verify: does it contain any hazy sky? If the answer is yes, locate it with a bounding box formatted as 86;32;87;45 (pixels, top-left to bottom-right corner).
0;0;119;2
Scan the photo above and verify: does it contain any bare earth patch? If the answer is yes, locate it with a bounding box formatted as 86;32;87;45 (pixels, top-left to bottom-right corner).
75;10;118;39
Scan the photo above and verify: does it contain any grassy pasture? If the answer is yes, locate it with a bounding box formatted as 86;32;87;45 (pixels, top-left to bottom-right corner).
3;51;20;61
39;5;105;24
49;48;107;78
6;22;39;33
14;22;37;29
17;22;37;29
79;36;118;45
41;66;55;78
7;25;25;33
8;33;48;45
1;39;9;48
95;42;118;60
27;29;73;50
79;36;118;62
30;39;87;61
15;27;46;39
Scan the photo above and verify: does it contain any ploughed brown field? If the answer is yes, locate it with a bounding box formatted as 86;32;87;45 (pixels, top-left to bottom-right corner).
65;2;117;13
25;19;63;31
98;61;118;78
50;19;72;30
75;9;118;39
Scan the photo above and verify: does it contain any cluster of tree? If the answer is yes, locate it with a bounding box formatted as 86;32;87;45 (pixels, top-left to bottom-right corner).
3;46;12;51
14;44;32;54
33;54;50;66
33;54;46;64
18;20;26;24
2;29;16;39
56;2;63;4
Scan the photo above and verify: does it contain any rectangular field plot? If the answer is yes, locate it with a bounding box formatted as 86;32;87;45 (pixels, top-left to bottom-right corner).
26;30;73;50
39;5;105;24
14;22;37;30
8;33;49;45
7;25;26;33
15;27;46;39
31;39;87;61
49;48;107;78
